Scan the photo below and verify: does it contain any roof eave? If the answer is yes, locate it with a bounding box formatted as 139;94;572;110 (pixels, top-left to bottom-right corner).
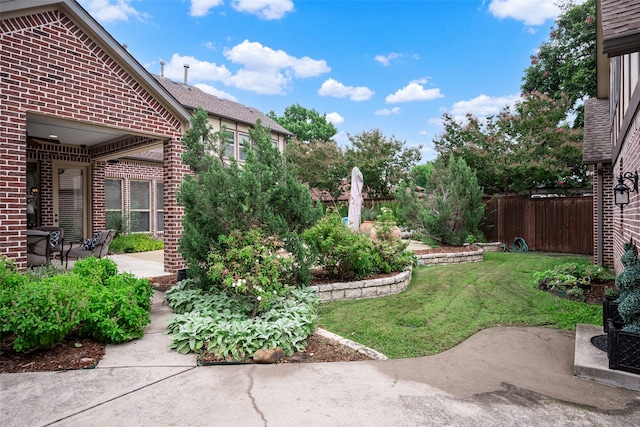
603;29;640;57
2;0;191;127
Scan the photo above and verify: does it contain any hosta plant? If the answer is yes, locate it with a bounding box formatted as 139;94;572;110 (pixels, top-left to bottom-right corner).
165;280;318;359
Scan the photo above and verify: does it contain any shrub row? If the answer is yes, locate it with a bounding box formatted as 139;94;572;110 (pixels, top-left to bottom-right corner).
0;257;153;352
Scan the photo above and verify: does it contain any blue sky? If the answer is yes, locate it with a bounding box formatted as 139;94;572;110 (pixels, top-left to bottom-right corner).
79;0;585;162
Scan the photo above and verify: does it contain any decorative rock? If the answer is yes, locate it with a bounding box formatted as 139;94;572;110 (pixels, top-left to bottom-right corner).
253;347;285;364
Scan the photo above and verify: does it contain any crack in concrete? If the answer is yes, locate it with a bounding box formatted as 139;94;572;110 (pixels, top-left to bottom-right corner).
248;365;268;426
42;367;197;426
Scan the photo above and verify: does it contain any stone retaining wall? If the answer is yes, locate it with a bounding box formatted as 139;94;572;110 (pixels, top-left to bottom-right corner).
476;242;504;252
310;268;412;302
416;249;484;266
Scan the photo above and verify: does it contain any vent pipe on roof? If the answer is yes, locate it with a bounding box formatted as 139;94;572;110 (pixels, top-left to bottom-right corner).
160;60;165;77
183;64;190;84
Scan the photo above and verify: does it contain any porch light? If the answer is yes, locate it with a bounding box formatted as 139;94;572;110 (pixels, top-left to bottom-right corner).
614;171;639;211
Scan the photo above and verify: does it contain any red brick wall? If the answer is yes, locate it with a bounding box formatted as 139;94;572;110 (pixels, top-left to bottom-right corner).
600;164;615;268
612;107;640;274
1;9;187;270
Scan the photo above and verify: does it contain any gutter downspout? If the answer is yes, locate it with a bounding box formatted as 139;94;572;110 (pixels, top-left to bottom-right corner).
597;162;604;266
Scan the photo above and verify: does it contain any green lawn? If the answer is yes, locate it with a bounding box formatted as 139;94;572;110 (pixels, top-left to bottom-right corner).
317;252;604;359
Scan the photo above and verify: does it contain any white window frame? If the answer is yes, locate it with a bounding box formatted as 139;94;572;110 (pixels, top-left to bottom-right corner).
105;178;123;231
129;180;151;233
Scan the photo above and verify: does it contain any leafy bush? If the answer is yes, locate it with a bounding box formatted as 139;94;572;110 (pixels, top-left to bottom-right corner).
206;229;293;317
303;212;415;281
1;275;89;351
72;257;119;284
373;207;399;241
303;212;379;280
165;280;318;358
534;261;613;302
82;273;153;343
534;261;612;291
0;256;153;351
110;233;164;253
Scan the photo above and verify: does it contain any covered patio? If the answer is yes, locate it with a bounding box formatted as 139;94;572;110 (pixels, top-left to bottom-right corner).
1;0;191;272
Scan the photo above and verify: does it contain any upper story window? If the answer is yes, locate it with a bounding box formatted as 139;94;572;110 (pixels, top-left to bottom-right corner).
224;133;235;159
239;134;250;161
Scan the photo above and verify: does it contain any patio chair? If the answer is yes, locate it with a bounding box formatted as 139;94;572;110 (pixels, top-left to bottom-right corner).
65;229;116;268
33;226;64;261
26;229;51;267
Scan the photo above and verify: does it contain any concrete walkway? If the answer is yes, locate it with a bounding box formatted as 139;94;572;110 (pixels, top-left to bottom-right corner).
2;252;640;426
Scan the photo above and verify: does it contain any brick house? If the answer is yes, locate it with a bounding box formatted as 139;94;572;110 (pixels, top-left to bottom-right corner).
585;0;640;273
0;0;291;273
101;75;292;243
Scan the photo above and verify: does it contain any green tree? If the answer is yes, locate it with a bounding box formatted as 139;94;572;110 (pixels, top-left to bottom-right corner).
521;0;596;127
395;156;484;246
285;139;348;201
411;163;433;188
178;107;322;284
434;92;585;194
267;104;338;143
345;129;422;199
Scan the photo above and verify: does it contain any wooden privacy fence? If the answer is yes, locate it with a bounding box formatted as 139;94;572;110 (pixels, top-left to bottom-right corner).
480;195;593;255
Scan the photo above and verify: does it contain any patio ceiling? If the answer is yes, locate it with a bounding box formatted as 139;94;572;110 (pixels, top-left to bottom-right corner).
26;114;129;147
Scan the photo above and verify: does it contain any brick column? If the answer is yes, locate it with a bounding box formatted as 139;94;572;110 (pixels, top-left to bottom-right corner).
163;138;188;273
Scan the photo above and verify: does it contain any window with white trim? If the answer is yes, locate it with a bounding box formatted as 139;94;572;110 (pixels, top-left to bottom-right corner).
105;178;123;231
224;132;235;159
239;133;250;160
130;180;150;232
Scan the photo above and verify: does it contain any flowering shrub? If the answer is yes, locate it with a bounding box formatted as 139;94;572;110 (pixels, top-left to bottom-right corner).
206;229;293;317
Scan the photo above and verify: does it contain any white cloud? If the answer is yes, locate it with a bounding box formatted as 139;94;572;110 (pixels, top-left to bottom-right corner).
375;107;403;116
194;83;238;102
190;0;224;17
223;40;329;94
448;93;521;121
487;0;585;26
227;69;290;95
385;82;443;103
326;112;344;125
318;78;375;101
80;0;146;22
374;52;402;66
232;0;295;20
162;54;232;83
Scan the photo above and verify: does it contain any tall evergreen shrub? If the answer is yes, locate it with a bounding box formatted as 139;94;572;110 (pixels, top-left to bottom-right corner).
395;155;484;246
178;107;322;285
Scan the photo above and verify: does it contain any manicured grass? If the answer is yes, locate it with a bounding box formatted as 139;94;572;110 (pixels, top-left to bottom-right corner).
317;252;603;359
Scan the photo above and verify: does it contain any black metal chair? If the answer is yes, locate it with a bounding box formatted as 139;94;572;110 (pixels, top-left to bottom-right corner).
26;229;51;267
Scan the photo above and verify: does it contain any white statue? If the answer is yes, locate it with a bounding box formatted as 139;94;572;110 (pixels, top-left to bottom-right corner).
348;167;363;231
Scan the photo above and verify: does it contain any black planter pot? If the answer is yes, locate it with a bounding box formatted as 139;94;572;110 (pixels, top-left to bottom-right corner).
603;296;625;332
607;319;640;375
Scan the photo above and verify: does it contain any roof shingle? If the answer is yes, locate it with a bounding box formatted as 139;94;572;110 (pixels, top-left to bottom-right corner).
601;0;640;56
154;75;292;136
583;98;612;164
